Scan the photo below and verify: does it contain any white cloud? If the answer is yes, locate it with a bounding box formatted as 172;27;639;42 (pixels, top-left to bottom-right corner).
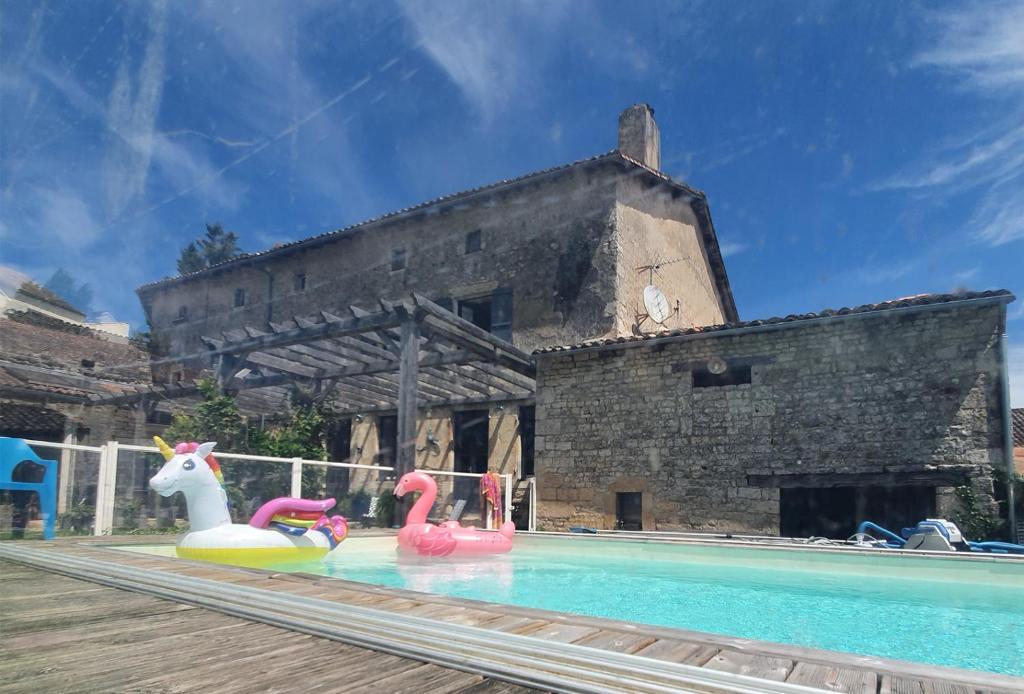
102;0;167;219
398;1;568;122
718;241;749;258
855;259;920;285
912;2;1024;93
871;2;1024;248
953;267;979;282
29;187;103;250
970;188;1024;246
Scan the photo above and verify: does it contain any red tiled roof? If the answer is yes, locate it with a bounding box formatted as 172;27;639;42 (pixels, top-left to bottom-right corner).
534;289;1015;354
0;318;149;384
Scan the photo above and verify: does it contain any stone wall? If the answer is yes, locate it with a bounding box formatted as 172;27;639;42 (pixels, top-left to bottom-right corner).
614;176;728;334
140;164;626;372
535;303;1007;534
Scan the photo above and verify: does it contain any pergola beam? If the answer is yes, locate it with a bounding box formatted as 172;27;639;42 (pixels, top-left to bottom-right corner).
204;310;402;357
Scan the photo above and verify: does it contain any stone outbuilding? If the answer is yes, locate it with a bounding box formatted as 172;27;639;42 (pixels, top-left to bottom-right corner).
534;290;1016;538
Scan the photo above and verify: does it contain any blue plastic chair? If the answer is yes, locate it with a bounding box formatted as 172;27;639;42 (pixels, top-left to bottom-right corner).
0;437;58;540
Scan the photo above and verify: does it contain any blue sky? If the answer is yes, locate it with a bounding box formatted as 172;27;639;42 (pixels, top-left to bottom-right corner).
2;1;1022;403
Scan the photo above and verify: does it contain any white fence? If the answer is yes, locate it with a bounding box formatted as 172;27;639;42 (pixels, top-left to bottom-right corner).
19;439;528;536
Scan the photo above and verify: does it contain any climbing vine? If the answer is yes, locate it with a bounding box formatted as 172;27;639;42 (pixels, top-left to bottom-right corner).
951;484;998;540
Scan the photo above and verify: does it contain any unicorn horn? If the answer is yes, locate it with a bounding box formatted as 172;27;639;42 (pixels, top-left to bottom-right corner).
154;436;175;461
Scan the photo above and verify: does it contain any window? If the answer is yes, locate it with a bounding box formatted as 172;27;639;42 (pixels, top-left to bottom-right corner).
465;229;482;253
391;248;406;272
175;306;188;322
234;288;245;307
693;365;751;388
441;288;513;340
457;296;492;331
376;415;397;482
293;273;306;291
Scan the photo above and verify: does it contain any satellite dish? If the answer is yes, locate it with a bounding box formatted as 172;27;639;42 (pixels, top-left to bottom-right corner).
643;285;671;324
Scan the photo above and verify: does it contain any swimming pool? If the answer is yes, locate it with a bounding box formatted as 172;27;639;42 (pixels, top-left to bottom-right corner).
121;534;1024;676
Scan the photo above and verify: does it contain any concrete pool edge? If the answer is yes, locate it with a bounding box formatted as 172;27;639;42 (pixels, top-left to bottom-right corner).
5;536;1022;692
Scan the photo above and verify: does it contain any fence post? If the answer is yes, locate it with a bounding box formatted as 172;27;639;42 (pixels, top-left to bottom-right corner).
503;473;513;526
93;441;118;536
290;458;303;498
529;477;537;532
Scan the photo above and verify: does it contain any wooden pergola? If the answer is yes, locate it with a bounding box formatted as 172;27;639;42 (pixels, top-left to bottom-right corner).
95;294;536;483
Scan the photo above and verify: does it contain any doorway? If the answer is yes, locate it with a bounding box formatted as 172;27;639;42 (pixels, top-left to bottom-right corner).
616;492;643;530
454;409;489;512
326;419;351;496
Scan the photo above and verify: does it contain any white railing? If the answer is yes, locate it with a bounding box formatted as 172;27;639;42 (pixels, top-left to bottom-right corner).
20;439;517;535
528;476;537;532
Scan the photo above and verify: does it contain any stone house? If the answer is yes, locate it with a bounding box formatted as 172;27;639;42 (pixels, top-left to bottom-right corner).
129;104;1016;535
134;105;738;513
0;307;153;525
534;290;1016;536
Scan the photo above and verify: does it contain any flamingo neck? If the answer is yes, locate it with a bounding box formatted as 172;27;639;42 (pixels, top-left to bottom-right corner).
183;483;231;531
406;481;436;525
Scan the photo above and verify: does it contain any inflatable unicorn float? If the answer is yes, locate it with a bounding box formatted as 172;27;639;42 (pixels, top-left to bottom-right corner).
394;470;514;557
149;437;348;566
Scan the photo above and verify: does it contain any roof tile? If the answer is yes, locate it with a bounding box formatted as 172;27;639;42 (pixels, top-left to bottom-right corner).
534;290;1015;354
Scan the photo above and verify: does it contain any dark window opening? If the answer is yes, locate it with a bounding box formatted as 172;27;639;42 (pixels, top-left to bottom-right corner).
454;409;489;513
147;410;173;426
327;419;352;497
376;415;397;482
175;306;188;322
780;485;936;539
457;296;492;332
519;405;535;478
616;492;643;530
293;273;306;291
172;371;183;383
234;288;245;307
465;229;482;254
391;248;406;272
693;365;752;388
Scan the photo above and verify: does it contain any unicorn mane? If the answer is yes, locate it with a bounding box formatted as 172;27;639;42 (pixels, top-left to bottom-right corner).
174;441;225;486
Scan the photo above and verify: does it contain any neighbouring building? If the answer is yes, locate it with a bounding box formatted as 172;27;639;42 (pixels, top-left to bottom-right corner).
534;291;1016;536
0;303;154;530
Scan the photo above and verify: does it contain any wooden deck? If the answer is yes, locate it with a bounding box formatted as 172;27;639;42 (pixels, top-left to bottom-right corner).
3;537;1022;693
0;561;534;694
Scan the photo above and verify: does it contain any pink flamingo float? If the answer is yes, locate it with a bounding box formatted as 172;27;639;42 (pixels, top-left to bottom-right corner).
394;471;514;557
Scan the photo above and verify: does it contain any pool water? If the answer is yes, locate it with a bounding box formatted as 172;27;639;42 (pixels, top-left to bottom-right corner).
123;535;1024;676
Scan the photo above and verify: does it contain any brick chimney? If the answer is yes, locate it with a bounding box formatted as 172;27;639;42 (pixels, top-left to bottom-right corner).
617;104;660;170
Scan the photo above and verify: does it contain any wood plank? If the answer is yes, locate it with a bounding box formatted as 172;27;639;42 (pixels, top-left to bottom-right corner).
787;662;878;693
633;638;719;666
0;563;535;694
573;629;657;654
880;675;926;694
528;622;601;643
703;650;793;682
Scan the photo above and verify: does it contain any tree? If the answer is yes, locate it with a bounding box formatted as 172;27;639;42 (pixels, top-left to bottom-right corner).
163;379;331;520
43;268;94;315
176;223;242;274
